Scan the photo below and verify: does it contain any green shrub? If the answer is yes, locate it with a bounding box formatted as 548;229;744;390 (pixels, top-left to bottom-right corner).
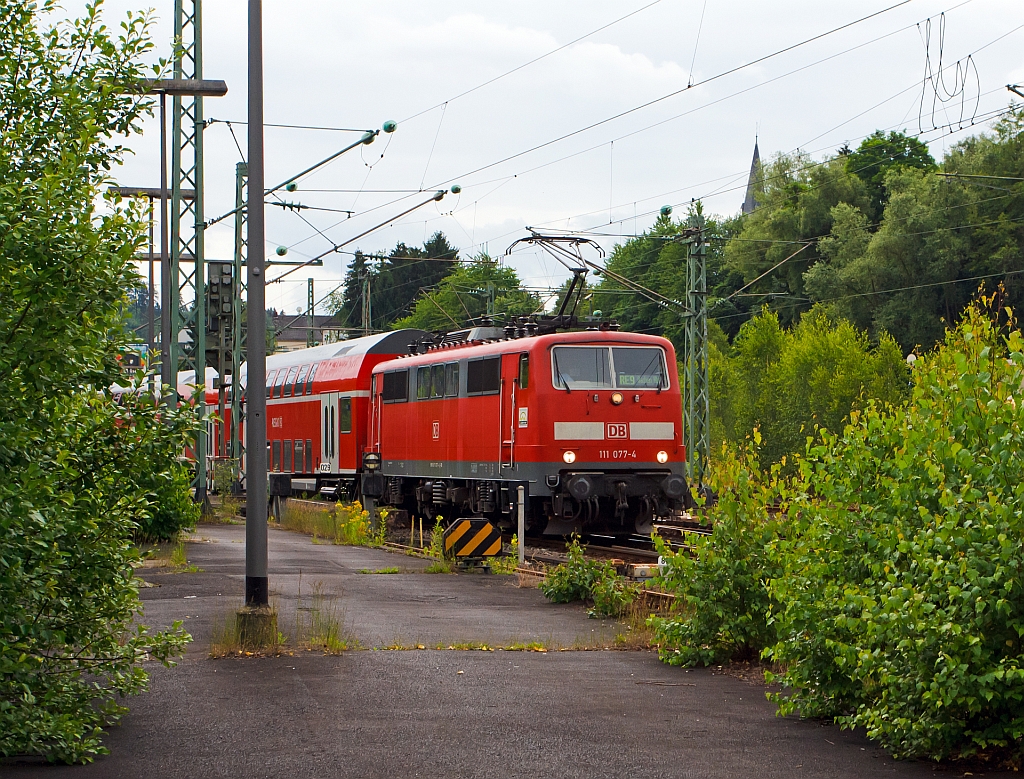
538;537;636;616
539;537;611;603
651;442;786;666
589;574;638;618
0;3;193;762
768;303;1024;762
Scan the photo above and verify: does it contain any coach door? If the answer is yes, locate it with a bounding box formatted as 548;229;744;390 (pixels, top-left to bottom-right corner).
500;354;520;469
320;391;340;473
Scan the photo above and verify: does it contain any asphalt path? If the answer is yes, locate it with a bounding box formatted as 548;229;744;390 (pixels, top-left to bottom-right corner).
3;523;1009;778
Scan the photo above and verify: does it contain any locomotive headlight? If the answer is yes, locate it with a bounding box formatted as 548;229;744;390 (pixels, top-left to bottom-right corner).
657;450;669;464
610;392;623;405
563;450;576;464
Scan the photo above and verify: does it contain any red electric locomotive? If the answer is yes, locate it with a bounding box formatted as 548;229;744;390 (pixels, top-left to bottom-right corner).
360;326;689;537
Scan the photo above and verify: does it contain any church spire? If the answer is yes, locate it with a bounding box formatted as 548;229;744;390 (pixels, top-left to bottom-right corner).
741;137;760;215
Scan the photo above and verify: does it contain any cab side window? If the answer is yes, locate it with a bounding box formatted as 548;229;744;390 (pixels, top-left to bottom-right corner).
444;362;459;396
431;365;444;398
518;354;529;389
416;366;431;400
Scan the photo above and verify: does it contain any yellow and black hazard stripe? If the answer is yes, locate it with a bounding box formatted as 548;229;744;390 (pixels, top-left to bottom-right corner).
443;518;502;558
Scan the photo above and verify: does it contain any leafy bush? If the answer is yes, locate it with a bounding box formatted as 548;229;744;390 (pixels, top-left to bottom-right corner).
590;574;638;618
768;303;1024;762
539;537;636;617
0;3;193;762
539;538;612;603
651;442;785;666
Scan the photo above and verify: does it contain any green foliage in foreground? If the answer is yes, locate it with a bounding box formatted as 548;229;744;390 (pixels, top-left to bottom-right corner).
656;301;1024;763
769;303;1024;762
539;538;636;617
1;2;194;762
651;442;784;666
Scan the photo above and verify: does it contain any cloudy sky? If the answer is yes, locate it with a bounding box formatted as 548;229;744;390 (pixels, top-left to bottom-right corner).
76;0;1024;316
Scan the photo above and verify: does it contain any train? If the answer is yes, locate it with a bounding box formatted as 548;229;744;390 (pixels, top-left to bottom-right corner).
210;322;690;537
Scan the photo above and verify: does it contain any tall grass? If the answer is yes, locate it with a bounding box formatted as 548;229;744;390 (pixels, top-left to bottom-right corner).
296;580;356;653
279;500;375;546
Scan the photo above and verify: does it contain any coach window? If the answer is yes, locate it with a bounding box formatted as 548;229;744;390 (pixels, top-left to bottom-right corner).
518;353;529;389
266;369;277;399
294;440;304;473
467;356;500;395
444;362;459;397
416;366;431;400
294;365;310;396
431;365;445;399
382;369;409;403
282;366;299;397
272;440;281;472
283;440;293;472
339;397;352;433
305;363;318;395
272;369;287;398
305;439;313;472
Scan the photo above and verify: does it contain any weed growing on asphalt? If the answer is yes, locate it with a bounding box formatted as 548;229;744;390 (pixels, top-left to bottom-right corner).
205;492;242;525
424;517;454;573
424;560;454;574
614;599;660;650
516;571;542;588
297;581;357;653
209;606;285;657
501;641;549;652
358;566;400;574
168;541;201;573
489;534;520;574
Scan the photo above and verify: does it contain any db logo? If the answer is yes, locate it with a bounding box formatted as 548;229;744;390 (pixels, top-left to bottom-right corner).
432;421;440;440
607;423;627;439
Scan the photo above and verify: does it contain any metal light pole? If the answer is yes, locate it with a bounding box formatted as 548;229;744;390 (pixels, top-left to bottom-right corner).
160;92;171;398
246;0;269;607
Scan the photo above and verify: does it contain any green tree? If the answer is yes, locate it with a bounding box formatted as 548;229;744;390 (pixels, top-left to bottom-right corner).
392;253;540;332
724;154;870;324
710;307;910;466
597;204;743;347
845;129;936;221
330;232;459;331
0;2;193;762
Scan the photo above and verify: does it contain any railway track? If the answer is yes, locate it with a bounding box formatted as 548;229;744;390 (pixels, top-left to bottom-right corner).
286;496;715;565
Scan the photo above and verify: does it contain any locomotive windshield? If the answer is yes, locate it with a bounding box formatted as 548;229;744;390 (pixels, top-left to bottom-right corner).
552;346;667;390
611;347;668;388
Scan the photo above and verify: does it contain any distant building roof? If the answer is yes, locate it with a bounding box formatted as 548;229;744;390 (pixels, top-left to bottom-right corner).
273;313;348;351
742;139;761;215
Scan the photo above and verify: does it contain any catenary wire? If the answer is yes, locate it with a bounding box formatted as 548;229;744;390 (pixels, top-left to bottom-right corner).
398;0;668;124
421;0;927;190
